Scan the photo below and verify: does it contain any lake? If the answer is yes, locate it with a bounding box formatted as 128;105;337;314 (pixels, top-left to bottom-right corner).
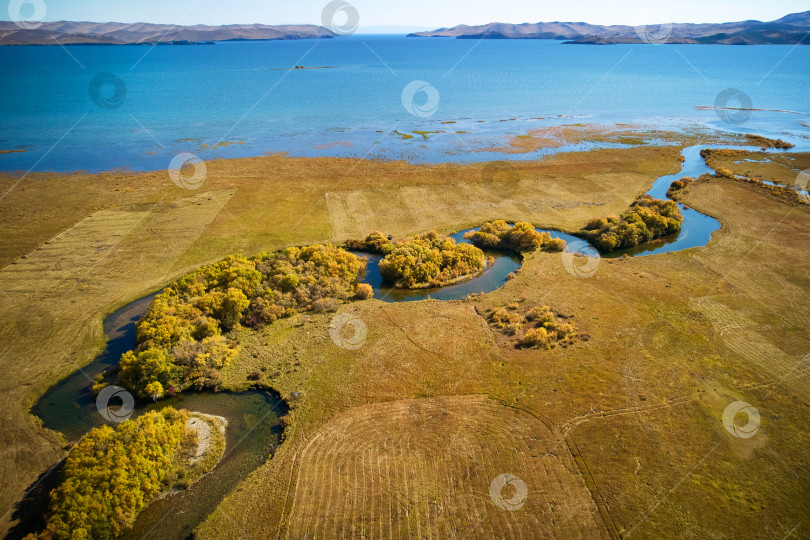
1;36;808;172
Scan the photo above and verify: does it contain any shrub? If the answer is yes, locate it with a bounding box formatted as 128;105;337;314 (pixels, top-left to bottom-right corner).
487;304;578;349
117;244;366;398
577;196;683;253
344;231;393;254
503;322;523;336
546;238;566;252
519;327;552;349
488;307;520;329
34;409;195;539
464;220;566;253
354;283;374;300
378;231;486;289
667;176;694;198
584;217;608;231
312;297;339;313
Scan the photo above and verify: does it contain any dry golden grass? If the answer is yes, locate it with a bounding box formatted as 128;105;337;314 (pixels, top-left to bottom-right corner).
3;131;809;539
281;396;608;539
0;142;680;533
703;149;810;202
198;155;810;538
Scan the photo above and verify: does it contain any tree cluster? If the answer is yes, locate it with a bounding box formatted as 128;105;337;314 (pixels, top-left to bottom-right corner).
487;304;578;349
344;231;392;254
463;221;566;253
666;176;694;198
118;245;368;399
377;231;487;289
31;408;195;540
577;196;683;253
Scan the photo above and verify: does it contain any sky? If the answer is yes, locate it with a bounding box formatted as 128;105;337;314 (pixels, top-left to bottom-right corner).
3;0;808;28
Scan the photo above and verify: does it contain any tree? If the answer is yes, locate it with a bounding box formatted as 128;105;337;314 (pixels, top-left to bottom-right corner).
218;288;249;330
116;244;366;398
578;196;683;253
464;221;566;252
145;381;164;401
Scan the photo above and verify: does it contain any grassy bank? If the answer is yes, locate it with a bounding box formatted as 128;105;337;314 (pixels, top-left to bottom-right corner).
3;129;808;538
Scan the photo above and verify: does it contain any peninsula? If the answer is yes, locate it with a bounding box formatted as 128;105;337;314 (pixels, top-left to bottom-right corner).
408;10;810;45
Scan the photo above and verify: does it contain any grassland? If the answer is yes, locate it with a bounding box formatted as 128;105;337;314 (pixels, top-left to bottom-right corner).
1;129;809;538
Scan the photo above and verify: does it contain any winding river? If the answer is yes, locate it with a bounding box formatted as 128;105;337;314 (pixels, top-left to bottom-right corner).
26;137;804;537
27;297;288;540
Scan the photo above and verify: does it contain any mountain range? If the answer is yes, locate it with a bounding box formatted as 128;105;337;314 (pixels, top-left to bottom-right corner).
3;12;809;46
0;21;335;46
408;10;810;45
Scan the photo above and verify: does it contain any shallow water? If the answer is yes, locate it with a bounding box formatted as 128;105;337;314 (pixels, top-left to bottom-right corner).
610;141;808;257
1;37;808;172
604;144;722;258
30;297;286;540
352;227;582;302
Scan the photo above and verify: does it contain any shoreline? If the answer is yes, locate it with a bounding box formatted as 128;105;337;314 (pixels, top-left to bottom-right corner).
3;120;802;177
384;255;496;290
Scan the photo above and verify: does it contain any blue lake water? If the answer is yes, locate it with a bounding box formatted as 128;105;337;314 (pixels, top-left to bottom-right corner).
1;36;808;172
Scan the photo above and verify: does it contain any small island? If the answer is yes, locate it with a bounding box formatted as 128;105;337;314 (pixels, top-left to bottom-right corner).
464;220;566;253
28;408;225;539
347;231;488;289
576;196;683;252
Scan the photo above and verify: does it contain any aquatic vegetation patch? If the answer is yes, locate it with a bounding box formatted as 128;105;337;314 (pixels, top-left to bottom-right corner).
32;408;222;539
464;220;566;253
576;196;683;253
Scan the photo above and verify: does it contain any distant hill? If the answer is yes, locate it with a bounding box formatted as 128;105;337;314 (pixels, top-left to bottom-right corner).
408;11;810;45
0;21;336;45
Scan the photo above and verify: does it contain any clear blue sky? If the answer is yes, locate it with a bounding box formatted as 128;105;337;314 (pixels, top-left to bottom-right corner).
4;0;808;27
